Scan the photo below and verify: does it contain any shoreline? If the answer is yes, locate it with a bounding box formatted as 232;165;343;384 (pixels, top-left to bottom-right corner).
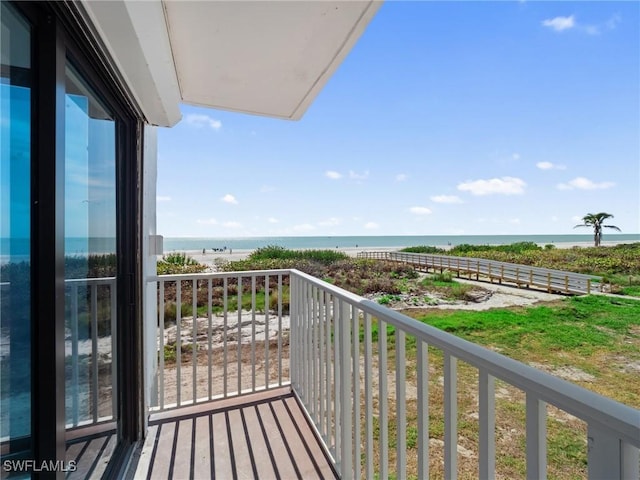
165;240;627;269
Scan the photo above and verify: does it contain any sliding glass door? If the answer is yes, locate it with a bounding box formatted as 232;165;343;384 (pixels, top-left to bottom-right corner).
1;3;142;477
0;1;32;462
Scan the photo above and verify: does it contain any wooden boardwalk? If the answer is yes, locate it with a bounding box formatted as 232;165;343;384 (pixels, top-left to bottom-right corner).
359;251;602;294
134;387;337;479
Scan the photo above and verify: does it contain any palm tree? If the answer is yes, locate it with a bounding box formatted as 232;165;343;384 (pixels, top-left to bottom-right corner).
574;212;621;247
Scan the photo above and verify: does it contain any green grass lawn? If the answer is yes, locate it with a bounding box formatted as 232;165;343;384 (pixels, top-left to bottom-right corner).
366;295;640;478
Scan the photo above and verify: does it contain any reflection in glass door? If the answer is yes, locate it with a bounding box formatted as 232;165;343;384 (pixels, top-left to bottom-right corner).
64;62;118;451
0;1;32;461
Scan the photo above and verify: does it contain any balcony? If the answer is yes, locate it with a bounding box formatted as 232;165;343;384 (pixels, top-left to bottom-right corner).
132;268;639;478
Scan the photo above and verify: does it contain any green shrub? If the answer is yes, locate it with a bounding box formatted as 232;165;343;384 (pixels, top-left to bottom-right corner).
248;245;348;265
269;291;290;314
162;301;192;326
157;252;207;275
400;245;446;254
433;270;454;283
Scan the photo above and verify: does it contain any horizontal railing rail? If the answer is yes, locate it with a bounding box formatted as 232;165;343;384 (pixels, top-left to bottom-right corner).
288;269;639;479
148;270;290;411
358;251;602;294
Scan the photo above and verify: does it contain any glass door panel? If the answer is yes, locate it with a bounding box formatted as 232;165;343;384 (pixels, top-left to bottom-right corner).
0;1;32;461
64;63;117;439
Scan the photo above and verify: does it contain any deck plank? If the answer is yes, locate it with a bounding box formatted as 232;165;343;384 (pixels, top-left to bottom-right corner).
241;405;277;479
212;411;233;479
148;421;176;479
173;419;193;478
193;414;212;479
136;388;337;480
255;401;299;479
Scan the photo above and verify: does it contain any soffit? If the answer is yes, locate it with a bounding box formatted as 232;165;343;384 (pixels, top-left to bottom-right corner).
81;0;381;126
163;1;381;120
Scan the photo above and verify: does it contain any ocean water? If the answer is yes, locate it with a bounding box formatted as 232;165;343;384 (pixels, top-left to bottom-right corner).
162;234;640;253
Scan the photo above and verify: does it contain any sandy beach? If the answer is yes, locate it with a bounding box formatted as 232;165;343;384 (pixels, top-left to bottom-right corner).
164;240;625;270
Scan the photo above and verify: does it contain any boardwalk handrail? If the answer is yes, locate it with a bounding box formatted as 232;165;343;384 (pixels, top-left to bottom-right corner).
357;251;602;294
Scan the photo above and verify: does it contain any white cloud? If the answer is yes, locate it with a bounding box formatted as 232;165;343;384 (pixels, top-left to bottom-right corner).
156;195;172;202
557;177;615;190
457;177;526;196
584;13;622;35
543;13;621;36
364;222;379;230
431;195;463;204
293;223;316;232
396;173;408;182
584;25;600;35
542;15;575;32
605;13;621;30
349;170;369;181
221;194;238;204
223;221;242;228
318;217;341;227
184;114;222;130
536;161;566;170
409;206;432;215
267;217;278;224
325;170;342;180
197;218;217;225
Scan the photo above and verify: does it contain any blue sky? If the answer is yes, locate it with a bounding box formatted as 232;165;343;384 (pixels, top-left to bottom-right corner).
157;1;639;238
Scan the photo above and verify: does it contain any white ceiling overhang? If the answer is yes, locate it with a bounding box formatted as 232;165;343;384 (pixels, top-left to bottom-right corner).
80;0;382;127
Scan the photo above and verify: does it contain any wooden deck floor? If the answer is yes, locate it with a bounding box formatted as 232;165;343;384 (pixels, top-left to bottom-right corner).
134;387;338;479
65;423;117;479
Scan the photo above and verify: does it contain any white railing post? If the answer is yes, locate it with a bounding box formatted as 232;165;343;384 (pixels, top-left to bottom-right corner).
277;273;283;386
158;280;165;409
379;319;389;480
588;426;640;480
444;353;458;480
176;281;182;406
396;329;407;479
110;280;118;418
192;279;197;403
290;274;298;390
417;340;429;479
352;305;361;480
526;394;547;480
70;284;80;426
479;370;496;479
364;312;374;480
91;283;99;422
339;300;352;479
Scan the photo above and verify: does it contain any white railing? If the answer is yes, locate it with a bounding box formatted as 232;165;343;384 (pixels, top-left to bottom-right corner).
147;269;639;478
288;269;639;479
149;270;290;411
65;277;117;428
358;251;601;294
